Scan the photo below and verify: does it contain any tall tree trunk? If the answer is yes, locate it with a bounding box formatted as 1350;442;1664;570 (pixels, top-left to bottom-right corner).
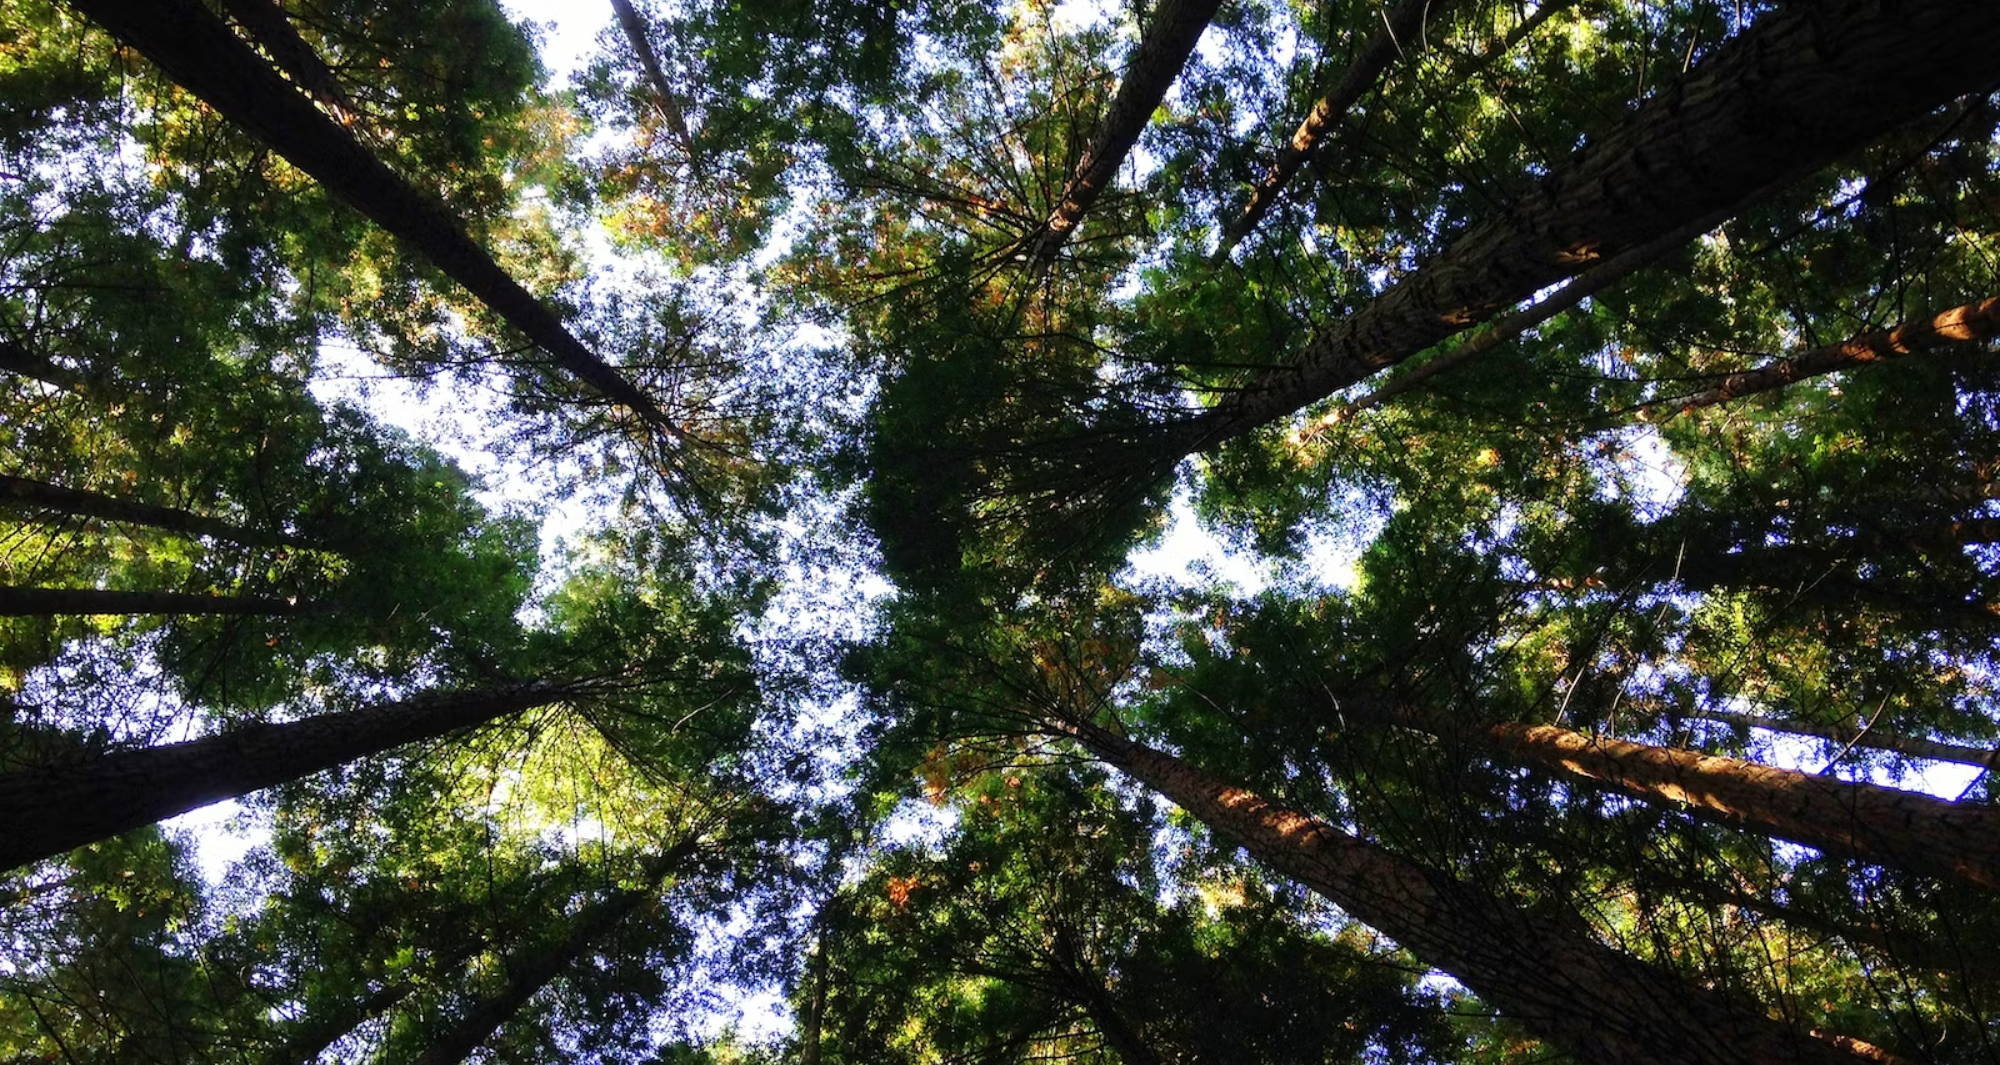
0;339;81;390
1062;721;1892;1065
404;837;701;1065
1692;708;2000;772
66;0;682;436
1049;949;1164;1065
1023;0;1224;262
0;586;332;617
1211;0;1446;262
608;0;703;180
1636;296;2000;420
259;979;417;1065
1178;0;2000;450
215;0;352;116
0;681;569;870
0;474;318;550
1467;720;2000;890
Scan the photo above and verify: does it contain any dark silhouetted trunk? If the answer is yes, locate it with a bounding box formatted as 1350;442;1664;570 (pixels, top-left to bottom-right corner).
67;0;679;434
0;340;81;389
406;836;700;1065
1638;296;2000;419
0;586;332;617
1024;0;1223;261
0;474;318;550
216;0;352;114
1180;0;2000;450
0;682;569;870
1065;722;1893;1065
1212;0;1446;261
609;0;703;178
1693;708;2000;771
260;980;418;1065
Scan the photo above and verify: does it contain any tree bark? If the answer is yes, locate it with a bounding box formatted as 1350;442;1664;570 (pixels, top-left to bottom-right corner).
1063;721;1893;1065
0;682;568;870
215;0;352;116
1211;0;1446;262
1636;296;2000;420
1023;0;1224;262
404;836;700;1065
0;339;81;389
1471;720;2000;890
0;474;318;550
259;979;417;1065
0;586;333;617
1692;708;2000;772
66;0;681;435
608;0;703;180
1180;0;2000;450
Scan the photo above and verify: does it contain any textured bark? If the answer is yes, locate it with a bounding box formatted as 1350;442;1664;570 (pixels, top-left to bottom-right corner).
1211;0;1446;261
1639;297;2000;419
215;0;352;114
609;0;703;179
1024;0;1223;261
0;474;318;550
1182;0;2000;449
1477;721;2000;890
1693;708;2000;771
0;682;565;870
0;586;332;617
1067;723;1890;1065
0;339;81;389
404;837;699;1065
66;0;678;433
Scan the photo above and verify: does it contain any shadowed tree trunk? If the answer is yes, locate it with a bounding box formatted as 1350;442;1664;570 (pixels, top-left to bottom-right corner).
0;587;333;617
405;835;702;1065
0;339;81;389
1692;708;2000;772
1174;0;2000;451
1636;296;2000;420
1211;0;1448;262
0;474;319;550
215;0;352;115
1023;0;1224;262
259;979;418;1065
609;0;703;179
1061;721;1897;1065
0;681;572;870
66;0;682;436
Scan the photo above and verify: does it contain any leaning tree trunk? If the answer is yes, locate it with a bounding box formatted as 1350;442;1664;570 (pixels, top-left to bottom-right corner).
1023;0;1223;261
1210;0;1447;261
66;0;680;435
0;682;569;870
0;339;81;389
1691;708;2000;771
404;836;701;1065
215;0;352;115
0;586;333;617
1466;720;2000;891
0;474;319;550
1635;296;2000;420
1063;722;1894;1065
609;0;703;179
1180;0;2000;449
260;979;418;1065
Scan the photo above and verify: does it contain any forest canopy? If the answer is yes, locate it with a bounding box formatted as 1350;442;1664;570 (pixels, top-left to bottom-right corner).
3;0;2000;1062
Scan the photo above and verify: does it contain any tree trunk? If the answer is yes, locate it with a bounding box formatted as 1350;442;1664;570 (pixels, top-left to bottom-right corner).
0;681;568;870
1692;708;2000;772
0;586;332;617
1472;720;2000;890
66;0;681;435
608;0;703;179
0;339;81;389
1637;296;2000;420
1063;721;1893;1065
404;836;700;1065
1211;0;1446;262
1023;0;1223;262
1181;0;2000;449
0;474;318;550
215;0;352;116
259;979;417;1065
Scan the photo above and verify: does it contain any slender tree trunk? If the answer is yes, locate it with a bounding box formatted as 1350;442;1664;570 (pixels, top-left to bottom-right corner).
1024;0;1224;261
608;0;703;179
215;0;352;116
1063;721;1892;1065
1179;0;2000;450
259;979;416;1065
0;339;81;390
1636;297;2000;420
66;0;681;435
1655;872;1993;979
1470;720;2000;890
0;586;333;617
1211;0;1447;262
1692;708;2000;772
403;837;700;1065
0;474;318;550
1051;954;1164;1065
0;682;568;870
